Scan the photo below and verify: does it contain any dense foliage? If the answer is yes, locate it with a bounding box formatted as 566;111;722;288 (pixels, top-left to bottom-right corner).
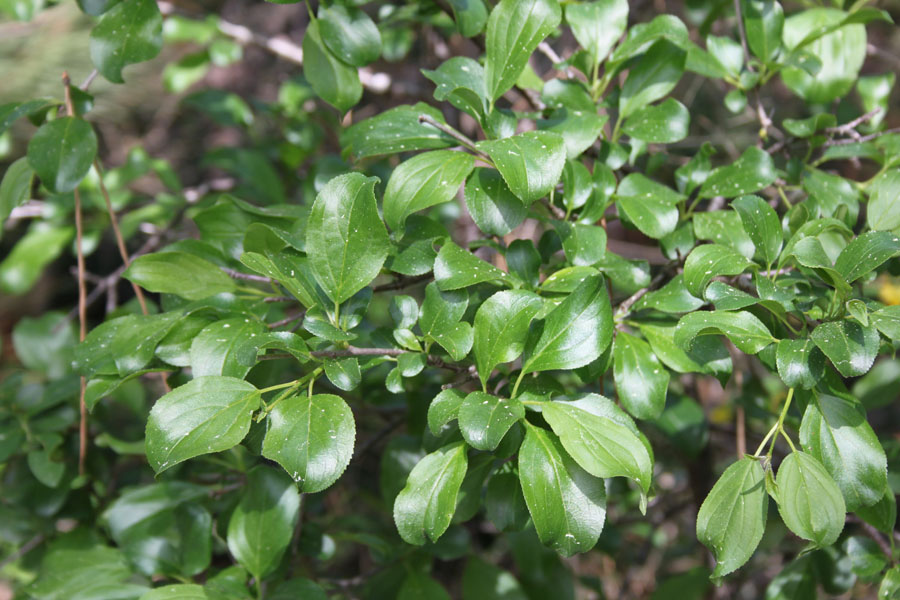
1;0;900;598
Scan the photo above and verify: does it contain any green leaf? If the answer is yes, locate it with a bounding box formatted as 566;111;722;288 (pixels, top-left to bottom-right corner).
675;310;776;354
565;0;628;64
613;332;669;420
799;392;887;512
636;274;705;314
306;173;390;304
698;147;776;199
555;221;607;266
303;19;362;113
622;98;690;143
640;322;732;382
856;483;897;535
485;468;530;532
0;158;34;240
473;290;543;386
393;441;469;545
419;282;473;360
683;244;754;298
428;388;466;435
0;225;72;295
871;306;900;341
775;451;846;547
423;57;487;120
537;108;608;160
434;240;511;291
462;557;527;600
445;0;488;37
342;103;456;158
398;572;451;600
618;39;685;119
732;195;782;266
782;113;836;138
518;423;606;556
743;0;784;62
522;274;613;373
89;0;163;83
810;320;879;377
477;131;566;204
240;251;324;310
787;236;850;294
696;457;768;577
384;150;474;232
226;466;300;580
190;318;266;378
0;99;57;136
72;312;181;377
145;376;260;474
458;391;524;451
693;210;756;258
484;0;562;102
124;252;236;300
616;191;679;240
776;339;825;389
27;117;97;193
140;585;208;600
464;167;527;237
541;399;652;493
867;170;900;231
318;4;380;67
880;567;900;600
262;393;355;492
834;231;900;284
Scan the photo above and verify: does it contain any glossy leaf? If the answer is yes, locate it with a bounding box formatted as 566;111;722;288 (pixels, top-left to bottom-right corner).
262;393;355;492
465;167;527;237
834;231;900;284
473;290;543;386
622;98;690;143
303;20;362;113
434;241;511;291
384;150;474;232
613;332;669;420
866;169;900;231
743;0;784;62
484;0;562;102
683;244;753;298
393;441;469;545
775;451;845;547
477;131;566;204
27;117;97;193
732;195;782;266
124;252;236;300
871;306;900;342
458;391;524;451
306;173;390;303
522;274;613;373
619;39;685;119
698;147;776;199
226;466;300;579
696;457;768;577
674;310;776;354
565;0;628;64
343;103;456;158
89;0;163;83
776;338;825;389
0;158;34;239
423;56;487;119
518;423;606;556
462;557;528;600
318;4;381;67
811;320;879;377
799;392;887;511
145;377;260;474
190;318;266;378
428;388;466;435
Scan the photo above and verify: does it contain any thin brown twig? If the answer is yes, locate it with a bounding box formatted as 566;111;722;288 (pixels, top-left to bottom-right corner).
63;73;89;476
825;108;884;138
371;273;431;293
0;534;45;570
222;267;273;284
268;311;306;330
417;114;491;162
825;126;900;146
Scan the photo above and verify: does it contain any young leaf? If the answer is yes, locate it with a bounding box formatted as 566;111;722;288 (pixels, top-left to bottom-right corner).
613;332;669;420
124;252;236;300
618;39;686;119
484;0;562;102
698;147;776;199
428;388;467;435
674;310;776;354
833;231;900;284
302;19;362;113
27;117;98;193
541;400;652;493
518;423;606;556
384;150;474;232
306;173;390;304
465;167;527;237
522;274;613;373
393;441;469;545
145;377;260;474
89;0;163;83
775;451;846;547
682;244;754;298
565;0;628;64
473;289;543;386
226;466;300;580
318;4;381;67
262;393;355;492
810;320;879;377
477;131;567;204
732;195;782;266
423;57;488;120
434;241;511;291
696;457;768;577
799;392;887;512
776;339;825;389
458;391;525;451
